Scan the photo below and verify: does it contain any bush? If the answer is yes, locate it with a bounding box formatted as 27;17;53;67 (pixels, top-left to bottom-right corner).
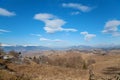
48;55;84;69
0;70;32;80
82;60;88;69
9;50;19;58
0;43;5;55
87;59;96;66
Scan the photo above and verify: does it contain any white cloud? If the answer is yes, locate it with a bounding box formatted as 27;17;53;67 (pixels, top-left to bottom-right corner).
22;44;40;47
34;13;77;33
62;28;77;32
80;31;88;35
0;29;10;34
40;37;50;41
0;8;16;16
1;43;12;46
40;37;64;42
102;20;120;36
30;33;41;37
62;3;91;12
53;39;64;42
71;11;80;15
80;31;96;41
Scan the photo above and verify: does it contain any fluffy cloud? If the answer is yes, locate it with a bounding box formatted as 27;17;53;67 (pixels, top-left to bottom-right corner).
71;11;80;15
53;39;64;42
31;33;41;37
0;29;10;34
40;37;64;42
80;31;96;41
102;20;120;36
0;8;16;16
1;43;12;46
40;37;50;41
62;3;91;12
34;13;77;33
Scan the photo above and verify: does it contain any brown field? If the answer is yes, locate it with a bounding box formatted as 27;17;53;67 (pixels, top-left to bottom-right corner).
0;50;120;80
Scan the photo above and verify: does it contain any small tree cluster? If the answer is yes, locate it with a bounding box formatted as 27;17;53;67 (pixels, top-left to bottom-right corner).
0;43;5;55
9;50;20;58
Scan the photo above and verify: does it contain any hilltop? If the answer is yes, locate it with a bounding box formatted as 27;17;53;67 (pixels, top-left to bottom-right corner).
0;48;120;80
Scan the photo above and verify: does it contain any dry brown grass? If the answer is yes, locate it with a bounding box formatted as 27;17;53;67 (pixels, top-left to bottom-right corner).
86;53;120;78
0;50;120;80
47;55;84;69
0;70;32;80
6;63;88;80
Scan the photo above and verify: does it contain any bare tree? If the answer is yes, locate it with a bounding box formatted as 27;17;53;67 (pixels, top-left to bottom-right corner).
9;50;19;58
0;43;5;55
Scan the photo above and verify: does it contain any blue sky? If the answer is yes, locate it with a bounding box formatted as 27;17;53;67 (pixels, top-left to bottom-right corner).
0;0;120;47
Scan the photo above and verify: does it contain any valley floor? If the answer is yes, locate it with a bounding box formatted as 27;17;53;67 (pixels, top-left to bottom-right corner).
0;51;120;80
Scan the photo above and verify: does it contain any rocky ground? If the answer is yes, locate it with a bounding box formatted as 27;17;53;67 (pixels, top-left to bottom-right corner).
0;50;120;80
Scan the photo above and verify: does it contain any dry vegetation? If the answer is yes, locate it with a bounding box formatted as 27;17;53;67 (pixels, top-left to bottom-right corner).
0;49;120;80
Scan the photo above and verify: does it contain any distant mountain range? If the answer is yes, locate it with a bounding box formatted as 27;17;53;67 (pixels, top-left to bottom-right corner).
72;45;120;50
68;45;93;50
2;45;120;52
3;46;51;52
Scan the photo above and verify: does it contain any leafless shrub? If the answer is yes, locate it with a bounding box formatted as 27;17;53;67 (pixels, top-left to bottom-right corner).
9;50;19;58
15;73;32;80
102;67;120;75
0;43;5;56
87;59;96;66
82;60;88;69
47;55;84;69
